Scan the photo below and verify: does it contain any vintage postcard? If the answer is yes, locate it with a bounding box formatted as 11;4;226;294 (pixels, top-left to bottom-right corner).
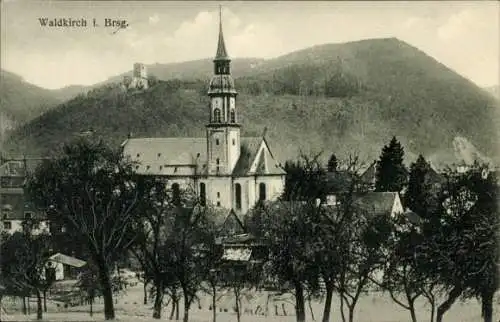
0;1;498;322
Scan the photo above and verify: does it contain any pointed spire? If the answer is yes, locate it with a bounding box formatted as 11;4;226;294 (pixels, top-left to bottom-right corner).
215;5;229;60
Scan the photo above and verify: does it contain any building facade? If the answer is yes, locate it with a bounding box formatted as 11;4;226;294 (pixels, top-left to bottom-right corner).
0;159;48;234
121;14;286;216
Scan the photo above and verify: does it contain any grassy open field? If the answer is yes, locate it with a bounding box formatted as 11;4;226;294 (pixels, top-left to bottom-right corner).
1;279;498;322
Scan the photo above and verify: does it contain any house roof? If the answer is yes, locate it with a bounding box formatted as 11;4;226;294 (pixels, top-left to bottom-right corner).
216;209;246;238
426;166;445;185
359;161;377;184
403;210;423;225
48;253;87;268
222;233;256;244
221;247;252;261
353;192;399;216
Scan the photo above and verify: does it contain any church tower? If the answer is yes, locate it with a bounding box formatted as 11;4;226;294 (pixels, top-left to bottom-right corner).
206;7;240;175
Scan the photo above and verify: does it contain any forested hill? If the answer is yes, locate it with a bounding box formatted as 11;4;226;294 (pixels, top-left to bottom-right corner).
0;70;62;136
3;38;499;167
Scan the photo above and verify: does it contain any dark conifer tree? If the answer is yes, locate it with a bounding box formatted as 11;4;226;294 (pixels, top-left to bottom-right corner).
327;153;338;172
406;154;437;218
375;136;407;192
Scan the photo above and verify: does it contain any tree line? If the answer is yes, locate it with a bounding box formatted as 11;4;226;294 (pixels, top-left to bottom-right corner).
0;136;497;322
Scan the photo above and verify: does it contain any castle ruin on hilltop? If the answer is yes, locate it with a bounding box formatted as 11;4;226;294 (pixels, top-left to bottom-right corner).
122;63;149;90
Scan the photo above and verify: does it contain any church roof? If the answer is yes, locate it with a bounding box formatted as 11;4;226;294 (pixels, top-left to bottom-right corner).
122;136;284;177
122;137;207;174
232;137;286;176
232;137;262;176
208;75;236;94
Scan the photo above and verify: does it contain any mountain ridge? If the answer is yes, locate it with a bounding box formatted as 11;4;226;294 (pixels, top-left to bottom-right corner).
2;38;498;167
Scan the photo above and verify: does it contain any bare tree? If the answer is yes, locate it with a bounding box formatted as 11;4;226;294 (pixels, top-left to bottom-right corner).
25;138;148;320
0;230;52;320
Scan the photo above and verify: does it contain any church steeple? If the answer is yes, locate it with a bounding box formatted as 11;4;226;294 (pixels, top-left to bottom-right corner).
206;5;240;175
215;6;229;61
213;6;231;76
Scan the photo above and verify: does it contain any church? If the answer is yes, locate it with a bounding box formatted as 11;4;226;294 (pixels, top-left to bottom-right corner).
121;13;286;216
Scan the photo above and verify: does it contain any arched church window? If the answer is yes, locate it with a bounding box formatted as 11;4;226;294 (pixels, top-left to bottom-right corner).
259;183;266;201
230;109;236;123
214;108;221;123
172;183;180;205
216;158;220;173
199;183;206;206
235;183;242;209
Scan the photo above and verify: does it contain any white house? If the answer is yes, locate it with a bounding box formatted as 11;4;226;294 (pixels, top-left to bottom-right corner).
42;253;87;281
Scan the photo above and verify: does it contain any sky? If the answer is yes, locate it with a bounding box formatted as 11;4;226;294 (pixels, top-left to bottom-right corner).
1;1;499;89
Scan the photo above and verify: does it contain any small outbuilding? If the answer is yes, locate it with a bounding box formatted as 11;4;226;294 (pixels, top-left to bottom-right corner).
43;253;87;281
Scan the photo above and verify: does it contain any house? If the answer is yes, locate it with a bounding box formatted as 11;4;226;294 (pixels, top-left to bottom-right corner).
216;232;269;287
121;11;286;219
42;253;87;281
359;161;377;191
352;191;404;218
0;159;49;234
321;188;422;227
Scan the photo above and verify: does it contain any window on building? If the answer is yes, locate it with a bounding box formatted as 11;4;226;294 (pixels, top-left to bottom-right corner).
214;108;221;123
217;201;221;207
146;165;151;170
3;221;11;230
216;158;220;173
235;183;242;209
259;182;267;201
230;109;236;123
216;139;219;145
217;192;220;198
200;183;206;206
136;153;140;158
232;138;236;146
159;166;163;170
172;183;180;206
24;212;33;220
157;153;161;157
